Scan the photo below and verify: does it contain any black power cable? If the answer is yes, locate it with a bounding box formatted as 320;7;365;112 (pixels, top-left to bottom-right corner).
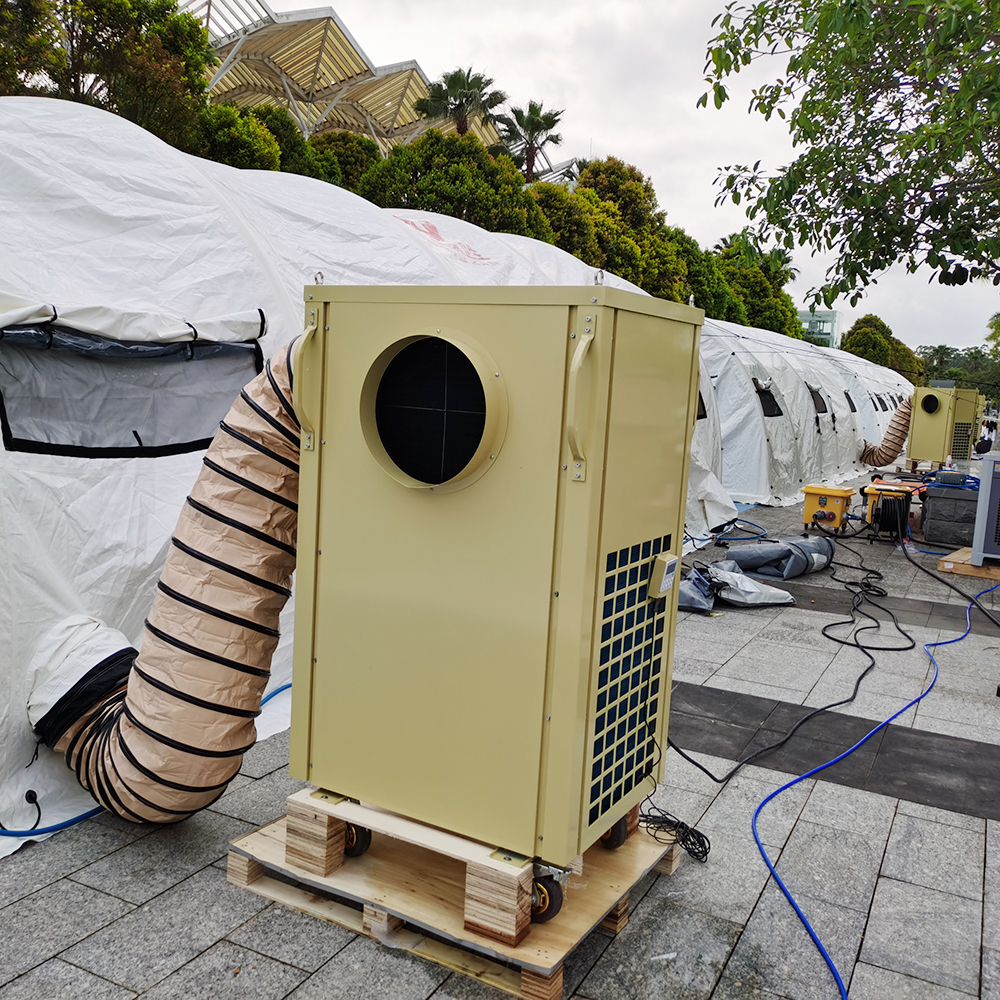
639;732;711;862
669;526;919;786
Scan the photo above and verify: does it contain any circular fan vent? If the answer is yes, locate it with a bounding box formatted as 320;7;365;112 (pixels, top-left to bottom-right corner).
374;338;487;485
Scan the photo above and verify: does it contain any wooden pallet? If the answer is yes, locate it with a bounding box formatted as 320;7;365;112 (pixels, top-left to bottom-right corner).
227;798;681;999
937;546;1000;582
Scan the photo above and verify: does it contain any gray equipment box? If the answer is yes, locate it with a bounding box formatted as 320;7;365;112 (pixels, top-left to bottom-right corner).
972;454;1000;566
922;486;979;547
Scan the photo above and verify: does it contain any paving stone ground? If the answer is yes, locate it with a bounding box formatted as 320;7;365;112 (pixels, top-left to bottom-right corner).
2;475;998;999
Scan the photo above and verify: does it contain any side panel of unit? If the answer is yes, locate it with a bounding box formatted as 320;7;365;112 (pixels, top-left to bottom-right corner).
300;300;570;856
972;456;1000;565
577;306;700;850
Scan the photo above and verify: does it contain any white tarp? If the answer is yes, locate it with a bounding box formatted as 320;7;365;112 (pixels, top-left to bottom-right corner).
0;97;911;847
702;319;914;505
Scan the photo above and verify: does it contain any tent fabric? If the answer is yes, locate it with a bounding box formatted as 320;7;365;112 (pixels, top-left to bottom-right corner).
701;319;914;505
0;97;911;850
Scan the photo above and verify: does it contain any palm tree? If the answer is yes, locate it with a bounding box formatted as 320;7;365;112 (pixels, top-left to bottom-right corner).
495;101;563;182
988;311;1000;357
413;67;506;136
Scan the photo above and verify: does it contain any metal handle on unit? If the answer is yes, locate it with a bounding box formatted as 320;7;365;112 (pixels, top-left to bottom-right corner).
566;332;594;482
294;316;319;451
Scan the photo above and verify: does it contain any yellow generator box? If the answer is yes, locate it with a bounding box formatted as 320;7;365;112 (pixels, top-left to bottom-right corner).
909;387;957;464
289;286;703;867
802;484;853;529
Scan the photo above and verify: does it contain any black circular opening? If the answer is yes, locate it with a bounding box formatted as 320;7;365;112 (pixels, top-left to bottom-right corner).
921;394;940;414
375;338;487;484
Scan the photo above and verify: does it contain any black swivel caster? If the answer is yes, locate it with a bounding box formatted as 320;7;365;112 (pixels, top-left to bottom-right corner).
599;816;629;850
531;874;563;923
344;823;372;857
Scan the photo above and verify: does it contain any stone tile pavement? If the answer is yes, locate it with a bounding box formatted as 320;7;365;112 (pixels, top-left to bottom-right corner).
2;481;998;999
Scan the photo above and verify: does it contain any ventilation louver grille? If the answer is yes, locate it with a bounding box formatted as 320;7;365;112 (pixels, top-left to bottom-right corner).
952;422;973;461
587;534;670;828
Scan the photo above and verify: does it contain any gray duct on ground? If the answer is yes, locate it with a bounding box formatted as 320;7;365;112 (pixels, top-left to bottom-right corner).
860;396;912;467
37;342;301;823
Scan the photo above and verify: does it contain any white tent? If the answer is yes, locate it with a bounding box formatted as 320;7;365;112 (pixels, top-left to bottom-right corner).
701;319;914;505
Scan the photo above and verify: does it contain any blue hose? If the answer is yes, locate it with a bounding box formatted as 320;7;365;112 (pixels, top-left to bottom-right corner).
0;682;294;838
0;806;104;838
751;578;1000;998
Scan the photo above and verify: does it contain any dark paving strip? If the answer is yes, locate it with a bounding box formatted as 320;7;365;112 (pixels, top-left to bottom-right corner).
778;579;1000;636
670;680;1000;821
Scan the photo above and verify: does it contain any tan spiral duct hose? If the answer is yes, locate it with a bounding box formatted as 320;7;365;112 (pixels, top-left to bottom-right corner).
50;341;301;823
860;396;912;468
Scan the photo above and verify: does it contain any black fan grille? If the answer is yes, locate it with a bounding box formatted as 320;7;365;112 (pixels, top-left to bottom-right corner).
586;533;671;828
375;338;486;485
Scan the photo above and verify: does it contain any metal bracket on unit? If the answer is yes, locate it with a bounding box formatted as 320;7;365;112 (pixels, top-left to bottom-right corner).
489;848;532;868
533;861;573;885
310;790;348;805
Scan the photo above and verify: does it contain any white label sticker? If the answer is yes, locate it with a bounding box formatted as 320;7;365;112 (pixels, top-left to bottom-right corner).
658;556;679;594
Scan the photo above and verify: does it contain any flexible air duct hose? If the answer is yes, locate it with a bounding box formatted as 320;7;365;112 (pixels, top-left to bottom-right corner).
41;342;301;823
860;396;912;467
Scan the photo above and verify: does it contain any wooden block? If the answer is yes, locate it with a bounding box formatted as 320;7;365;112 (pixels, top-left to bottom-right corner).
521;965;564;1000
363;904;404;937
284;797;346;877
937;546;1000;582
569;855;584;875
653;843;682;876
626;804;640;838
226;850;264;888
463;861;533;947
599;894;629;934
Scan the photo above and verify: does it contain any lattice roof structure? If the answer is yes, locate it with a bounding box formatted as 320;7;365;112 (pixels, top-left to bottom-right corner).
180;0;498;149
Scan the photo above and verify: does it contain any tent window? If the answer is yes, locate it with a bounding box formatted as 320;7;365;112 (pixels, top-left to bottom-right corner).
876;394;889;411
752;378;783;417
844;391;857;412
808;389;828;414
697;392;707;420
0;325;262;458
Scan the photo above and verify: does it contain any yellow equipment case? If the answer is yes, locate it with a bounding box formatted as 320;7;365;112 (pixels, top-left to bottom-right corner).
289;285;703;869
909;386;984;463
802;484;854;530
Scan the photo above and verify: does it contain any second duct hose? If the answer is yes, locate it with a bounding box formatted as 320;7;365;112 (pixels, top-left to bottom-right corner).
47;342;301;822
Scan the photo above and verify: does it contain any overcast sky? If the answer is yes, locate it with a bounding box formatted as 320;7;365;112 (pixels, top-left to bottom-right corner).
272;0;1000;352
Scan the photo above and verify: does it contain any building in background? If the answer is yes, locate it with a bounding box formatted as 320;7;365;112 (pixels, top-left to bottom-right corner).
179;0;499;150
798;309;843;348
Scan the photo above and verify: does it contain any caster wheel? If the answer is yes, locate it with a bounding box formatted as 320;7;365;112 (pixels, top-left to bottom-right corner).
531;875;563;923
344;823;372;857
599;816;629;850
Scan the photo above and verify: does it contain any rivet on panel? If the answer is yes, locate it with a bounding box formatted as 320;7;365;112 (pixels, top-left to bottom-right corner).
570;333;576;339
490;455;495;459
494;372;499;377
561;465;567;470
321;439;325;444
545;715;551;721
591;297;597;302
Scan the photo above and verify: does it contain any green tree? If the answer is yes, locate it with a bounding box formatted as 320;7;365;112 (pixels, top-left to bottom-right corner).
842;314;923;380
0;0;57;95
308;131;381;190
0;0;213;144
916;344;960;379
243;104;325;178
703;0;1000;304
987;312;1000;358
714;233;802;337
529;183;601;265
495;100;563;183
193;104;281;170
663;227;747;322
356;129;552;241
413;67;506;137
576;157;663;232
